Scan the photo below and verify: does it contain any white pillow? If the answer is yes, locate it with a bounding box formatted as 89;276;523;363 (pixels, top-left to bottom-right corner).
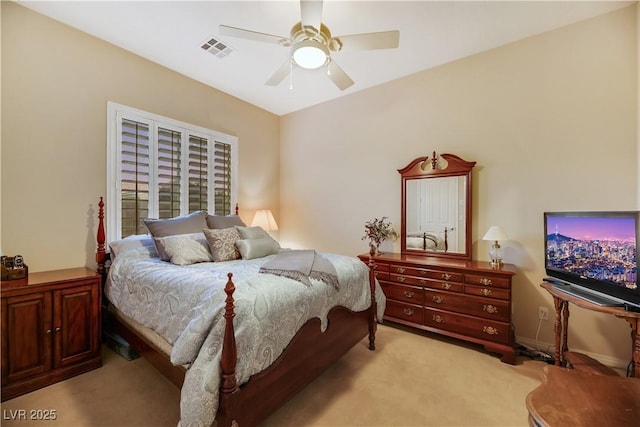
153;233;213;265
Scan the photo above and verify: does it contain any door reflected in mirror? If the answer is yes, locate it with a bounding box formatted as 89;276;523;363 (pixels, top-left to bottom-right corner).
405;176;467;253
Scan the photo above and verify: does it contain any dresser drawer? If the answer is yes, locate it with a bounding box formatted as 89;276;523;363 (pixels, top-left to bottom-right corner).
465;284;510;300
417;277;464;293
381;282;424;304
384;300;423;324
465;273;511;289
424;308;511;345
424;290;510;322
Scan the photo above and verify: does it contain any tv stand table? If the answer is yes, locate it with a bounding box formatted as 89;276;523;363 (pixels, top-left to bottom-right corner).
541;282;640;377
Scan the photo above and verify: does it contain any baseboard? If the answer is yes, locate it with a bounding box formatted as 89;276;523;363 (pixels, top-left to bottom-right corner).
515;336;629;372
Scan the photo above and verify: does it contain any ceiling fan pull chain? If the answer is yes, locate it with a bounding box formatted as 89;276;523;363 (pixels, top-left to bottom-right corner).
289;59;294;90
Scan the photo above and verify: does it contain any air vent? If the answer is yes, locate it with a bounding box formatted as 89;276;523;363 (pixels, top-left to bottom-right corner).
201;37;233;58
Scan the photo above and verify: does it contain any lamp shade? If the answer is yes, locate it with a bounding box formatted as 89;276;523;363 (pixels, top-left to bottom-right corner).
251;210;279;231
482;226;508;241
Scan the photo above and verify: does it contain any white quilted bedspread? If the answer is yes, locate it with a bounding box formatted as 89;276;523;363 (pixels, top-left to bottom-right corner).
105;247;385;427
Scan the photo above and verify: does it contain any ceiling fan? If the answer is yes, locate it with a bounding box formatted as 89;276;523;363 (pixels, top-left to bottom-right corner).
219;0;400;91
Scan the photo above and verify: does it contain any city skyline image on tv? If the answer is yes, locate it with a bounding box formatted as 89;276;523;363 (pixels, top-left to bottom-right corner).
546;215;637;290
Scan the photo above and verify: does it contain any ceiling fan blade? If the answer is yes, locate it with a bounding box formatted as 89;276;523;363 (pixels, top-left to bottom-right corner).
332;30;400;51
265;58;292;86
327;60;354;91
300;0;323;32
220;25;289;46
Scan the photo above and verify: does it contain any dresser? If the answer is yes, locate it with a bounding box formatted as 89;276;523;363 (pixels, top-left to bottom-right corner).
359;252;517;364
1;268;102;401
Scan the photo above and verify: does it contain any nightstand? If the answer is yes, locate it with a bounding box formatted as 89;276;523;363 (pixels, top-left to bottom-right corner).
1;267;102;401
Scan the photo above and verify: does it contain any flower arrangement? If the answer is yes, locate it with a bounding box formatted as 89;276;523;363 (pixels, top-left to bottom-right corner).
362;217;398;254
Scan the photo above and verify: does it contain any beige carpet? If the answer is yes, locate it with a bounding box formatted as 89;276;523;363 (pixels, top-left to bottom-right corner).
1;324;546;426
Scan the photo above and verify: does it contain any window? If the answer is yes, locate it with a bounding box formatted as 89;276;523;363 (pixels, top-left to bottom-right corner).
107;102;237;242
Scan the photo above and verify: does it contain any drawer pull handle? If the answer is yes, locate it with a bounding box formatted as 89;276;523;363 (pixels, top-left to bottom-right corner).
483;326;498;335
441;282;452;290
442;273;452;280
397;276;406;283
396;267;406;273
419;278;427;285
433;314;445;323
403;308;415;316
403;290;415;298
432;295;445;304
480;278;493;286
419;270;427;276
481;288;493;296
483;304;499;314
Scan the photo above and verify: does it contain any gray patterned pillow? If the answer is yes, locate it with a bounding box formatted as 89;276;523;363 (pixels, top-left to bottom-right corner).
203;228;241;262
153;232;213;265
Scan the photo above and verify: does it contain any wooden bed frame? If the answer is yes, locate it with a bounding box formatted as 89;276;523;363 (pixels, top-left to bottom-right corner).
95;198;378;427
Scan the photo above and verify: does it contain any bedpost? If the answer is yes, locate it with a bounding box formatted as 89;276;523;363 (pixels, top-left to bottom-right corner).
218;273;239;427
367;244;378;351
96;197;108;279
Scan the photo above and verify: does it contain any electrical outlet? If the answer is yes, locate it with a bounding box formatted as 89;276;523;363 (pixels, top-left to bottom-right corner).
539;306;549;320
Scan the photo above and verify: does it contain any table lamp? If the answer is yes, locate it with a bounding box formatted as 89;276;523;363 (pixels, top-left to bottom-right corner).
251;209;278;234
482;226;508;267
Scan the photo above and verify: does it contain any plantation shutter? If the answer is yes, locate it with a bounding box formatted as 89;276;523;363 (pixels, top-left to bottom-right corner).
188;135;208;212
108;103;237;242
157;127;182;218
120;119;150;236
213;140;232;215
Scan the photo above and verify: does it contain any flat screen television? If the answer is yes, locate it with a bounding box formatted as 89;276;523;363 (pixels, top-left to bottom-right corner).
544;211;640;308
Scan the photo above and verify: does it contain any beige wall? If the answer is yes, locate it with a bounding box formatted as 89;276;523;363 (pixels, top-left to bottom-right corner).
280;6;638;366
1;2;280;271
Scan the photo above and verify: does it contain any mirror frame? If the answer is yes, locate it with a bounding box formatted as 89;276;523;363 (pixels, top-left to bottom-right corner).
399;152;476;260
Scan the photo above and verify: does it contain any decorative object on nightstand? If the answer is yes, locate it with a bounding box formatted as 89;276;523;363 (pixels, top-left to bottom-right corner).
251;209;279;234
482;226;509;267
362;217;398;255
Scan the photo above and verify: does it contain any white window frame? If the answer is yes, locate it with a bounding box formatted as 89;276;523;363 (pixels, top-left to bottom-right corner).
106;101;238;243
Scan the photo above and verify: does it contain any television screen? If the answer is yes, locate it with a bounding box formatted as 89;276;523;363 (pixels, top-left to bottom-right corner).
544;211;639;307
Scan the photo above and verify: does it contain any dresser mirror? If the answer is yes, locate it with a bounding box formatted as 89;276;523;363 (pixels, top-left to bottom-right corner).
399;152;476;259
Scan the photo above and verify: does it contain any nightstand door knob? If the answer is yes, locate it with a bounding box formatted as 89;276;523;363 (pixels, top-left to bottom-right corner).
46;329;52;334
54;327;61;332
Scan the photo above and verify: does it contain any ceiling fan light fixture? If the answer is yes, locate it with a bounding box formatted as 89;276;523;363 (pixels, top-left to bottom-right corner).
292;39;329;69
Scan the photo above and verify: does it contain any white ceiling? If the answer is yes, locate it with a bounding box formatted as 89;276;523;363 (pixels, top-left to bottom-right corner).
17;1;633;116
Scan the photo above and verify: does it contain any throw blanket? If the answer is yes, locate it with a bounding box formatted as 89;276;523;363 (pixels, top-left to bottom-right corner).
259;249;339;289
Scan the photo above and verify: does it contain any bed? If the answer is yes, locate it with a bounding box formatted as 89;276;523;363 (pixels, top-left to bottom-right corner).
95;198;384;427
406;231;446;251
